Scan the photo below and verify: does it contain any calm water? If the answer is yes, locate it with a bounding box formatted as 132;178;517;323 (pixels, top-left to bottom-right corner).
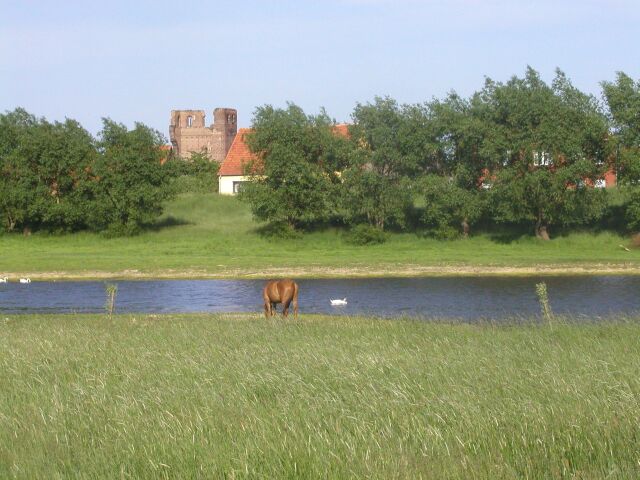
1;276;639;320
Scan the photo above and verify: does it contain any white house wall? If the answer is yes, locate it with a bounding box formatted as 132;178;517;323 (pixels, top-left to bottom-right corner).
219;175;248;195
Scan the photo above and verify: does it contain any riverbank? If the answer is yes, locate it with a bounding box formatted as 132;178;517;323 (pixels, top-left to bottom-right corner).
2;313;639;478
1;193;639;280
4;262;640;281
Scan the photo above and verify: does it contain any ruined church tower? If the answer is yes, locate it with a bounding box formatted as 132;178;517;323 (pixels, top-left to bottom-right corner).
169;108;237;162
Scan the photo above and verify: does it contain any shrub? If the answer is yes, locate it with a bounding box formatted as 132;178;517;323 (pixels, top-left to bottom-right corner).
256;221;302;240
626;193;640;233
424;224;460;241
100;220;141;238
169;152;219;194
345;224;387;245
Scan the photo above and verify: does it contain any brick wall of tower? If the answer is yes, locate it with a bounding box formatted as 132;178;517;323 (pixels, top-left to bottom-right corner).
169;108;238;162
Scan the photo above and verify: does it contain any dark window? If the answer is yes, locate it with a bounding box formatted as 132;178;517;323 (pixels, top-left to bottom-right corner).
233;181;246;194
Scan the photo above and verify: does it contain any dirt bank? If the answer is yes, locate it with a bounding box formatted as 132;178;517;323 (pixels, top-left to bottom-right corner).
6;263;640;281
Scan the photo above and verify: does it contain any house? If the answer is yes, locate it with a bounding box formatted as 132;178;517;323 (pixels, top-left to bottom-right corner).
218;129;260;195
218;124;350;195
479;150;617;190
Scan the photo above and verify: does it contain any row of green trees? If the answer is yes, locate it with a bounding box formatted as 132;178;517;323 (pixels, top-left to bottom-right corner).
240;68;640;240
0;109;212;236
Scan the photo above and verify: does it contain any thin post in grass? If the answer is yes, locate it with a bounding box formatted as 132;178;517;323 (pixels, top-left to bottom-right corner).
535;282;554;326
105;284;118;319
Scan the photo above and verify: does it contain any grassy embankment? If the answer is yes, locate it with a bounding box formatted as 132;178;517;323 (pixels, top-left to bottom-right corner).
1;314;639;478
1;192;639;279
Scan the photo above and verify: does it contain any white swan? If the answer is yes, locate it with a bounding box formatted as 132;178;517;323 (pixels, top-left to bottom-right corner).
330;298;347;306
19;278;31;284
0;277;8;283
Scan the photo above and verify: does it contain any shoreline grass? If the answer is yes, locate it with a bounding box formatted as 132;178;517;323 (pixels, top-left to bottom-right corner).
0;193;638;280
2;313;639;478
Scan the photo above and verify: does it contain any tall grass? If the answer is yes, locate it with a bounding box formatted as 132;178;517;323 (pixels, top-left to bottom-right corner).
1;314;639;478
104;284;118;319
536;282;554;324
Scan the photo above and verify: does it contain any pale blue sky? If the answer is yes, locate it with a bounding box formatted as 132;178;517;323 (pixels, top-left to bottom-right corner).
2;0;639;139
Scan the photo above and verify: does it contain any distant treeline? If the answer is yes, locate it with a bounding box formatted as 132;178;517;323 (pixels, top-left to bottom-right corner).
2;67;639;240
0;110;215;236
240;67;640;241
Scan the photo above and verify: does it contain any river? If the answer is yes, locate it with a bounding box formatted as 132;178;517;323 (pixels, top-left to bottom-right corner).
1;276;639;320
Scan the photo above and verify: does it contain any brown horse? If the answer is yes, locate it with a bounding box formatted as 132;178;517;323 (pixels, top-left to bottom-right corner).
263;279;299;319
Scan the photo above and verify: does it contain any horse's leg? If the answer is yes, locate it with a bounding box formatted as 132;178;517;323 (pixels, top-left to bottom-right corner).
282;300;290;318
263;287;271;319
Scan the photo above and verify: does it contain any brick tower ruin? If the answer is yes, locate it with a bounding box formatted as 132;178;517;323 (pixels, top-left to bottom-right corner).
169;108;237;162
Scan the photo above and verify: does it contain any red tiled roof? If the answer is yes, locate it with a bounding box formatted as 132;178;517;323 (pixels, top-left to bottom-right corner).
332;123;350;138
219;124;350;177
218;128;260;176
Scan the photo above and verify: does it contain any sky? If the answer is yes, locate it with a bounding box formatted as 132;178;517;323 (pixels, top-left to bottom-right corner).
2;0;639;140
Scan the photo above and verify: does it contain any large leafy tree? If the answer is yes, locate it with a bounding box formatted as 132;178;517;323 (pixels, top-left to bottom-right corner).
602;72;640;231
602;72;640;151
343;97;436;230
0;108;95;233
240;103;348;230
88;119;175;235
478;68;609;239
28;118;96;231
491;162;606;239
426;92;495;187
0;109;38;232
341;166;412;231
419;171;485;239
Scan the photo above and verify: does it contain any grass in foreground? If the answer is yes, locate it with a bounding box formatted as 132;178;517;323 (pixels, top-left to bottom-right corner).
0;193;638;277
1;314;639;478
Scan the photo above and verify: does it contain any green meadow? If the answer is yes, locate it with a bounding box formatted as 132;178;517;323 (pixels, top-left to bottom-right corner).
1;314;639;478
1;192;639;279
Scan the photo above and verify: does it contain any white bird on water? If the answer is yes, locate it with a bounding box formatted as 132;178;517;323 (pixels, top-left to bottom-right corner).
330;298;347;306
0;277;8;283
19;278;31;284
